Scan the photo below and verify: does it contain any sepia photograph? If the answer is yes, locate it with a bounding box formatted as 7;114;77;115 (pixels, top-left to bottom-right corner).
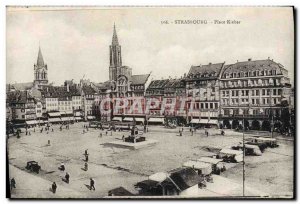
6;6;295;199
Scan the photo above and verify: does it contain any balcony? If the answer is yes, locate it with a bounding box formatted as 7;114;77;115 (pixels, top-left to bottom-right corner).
219;114;269;119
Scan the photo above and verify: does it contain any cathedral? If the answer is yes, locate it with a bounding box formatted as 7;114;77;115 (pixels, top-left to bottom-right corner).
108;24;150;97
33;46;48;88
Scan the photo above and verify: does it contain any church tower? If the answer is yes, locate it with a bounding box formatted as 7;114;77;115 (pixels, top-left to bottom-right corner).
109;24;122;81
34;46;48;88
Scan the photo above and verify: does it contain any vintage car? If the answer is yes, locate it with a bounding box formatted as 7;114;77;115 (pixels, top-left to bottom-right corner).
26;161;41;174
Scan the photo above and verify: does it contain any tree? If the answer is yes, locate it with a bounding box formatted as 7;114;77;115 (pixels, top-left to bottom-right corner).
251;120;260;130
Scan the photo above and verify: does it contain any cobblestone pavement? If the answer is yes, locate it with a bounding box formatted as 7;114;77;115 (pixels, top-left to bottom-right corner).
7;122;294;198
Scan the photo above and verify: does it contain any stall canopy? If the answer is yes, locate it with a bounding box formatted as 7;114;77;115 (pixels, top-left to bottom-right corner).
112;117;122;122
149;172;168;183
75;117;82;120
183;160;212;175
123;117;133;122
197;157;223;165
87;116;96;120
148;118;164;123
48;112;61;117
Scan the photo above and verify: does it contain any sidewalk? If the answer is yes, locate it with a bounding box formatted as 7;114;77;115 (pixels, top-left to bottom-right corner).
9;165;86;198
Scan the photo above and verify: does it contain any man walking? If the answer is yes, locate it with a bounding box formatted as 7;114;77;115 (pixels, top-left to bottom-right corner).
52;182;57;194
10;178;16;190
65;172;70;183
90;178;95;191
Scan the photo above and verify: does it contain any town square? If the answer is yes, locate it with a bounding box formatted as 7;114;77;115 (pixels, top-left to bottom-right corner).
6;7;295;199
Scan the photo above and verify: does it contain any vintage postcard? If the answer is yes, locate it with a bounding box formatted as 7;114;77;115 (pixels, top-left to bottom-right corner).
6;6;295;199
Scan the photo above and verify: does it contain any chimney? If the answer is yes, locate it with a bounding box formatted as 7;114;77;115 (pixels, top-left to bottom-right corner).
209;62;212;65
268;57;270;60
248;58;252;61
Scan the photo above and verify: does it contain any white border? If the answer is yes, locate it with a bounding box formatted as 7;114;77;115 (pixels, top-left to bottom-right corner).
1;1;298;204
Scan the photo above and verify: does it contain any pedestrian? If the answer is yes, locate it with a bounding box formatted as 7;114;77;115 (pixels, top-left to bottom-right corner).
191;129;194;136
179;131;182;136
10;178;16;190
105;131;108;136
85;154;89;162
48;140;50;146
85;149;88;155
90;178;95;191
122;135;125;142
29;131;31;136
84;162;88;171
65;172;70;183
59;162;65;171
99;133;102;138
34;128;35;132
52;128;54;132
26;131;28;135
110;131;112;136
52;182;57;194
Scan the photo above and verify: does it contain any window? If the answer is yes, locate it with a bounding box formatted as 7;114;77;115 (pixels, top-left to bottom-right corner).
215;103;218;109
210;103;213;109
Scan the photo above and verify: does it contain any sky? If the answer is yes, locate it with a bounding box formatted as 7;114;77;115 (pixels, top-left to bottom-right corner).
6;7;294;85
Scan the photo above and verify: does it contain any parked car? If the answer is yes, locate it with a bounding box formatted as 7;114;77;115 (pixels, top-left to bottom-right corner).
26;161;41;174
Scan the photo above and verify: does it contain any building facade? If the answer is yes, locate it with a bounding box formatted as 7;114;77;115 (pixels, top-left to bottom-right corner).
219;58;292;130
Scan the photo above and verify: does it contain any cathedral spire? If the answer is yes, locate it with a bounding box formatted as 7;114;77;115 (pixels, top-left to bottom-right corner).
37;46;45;66
112;23;119;45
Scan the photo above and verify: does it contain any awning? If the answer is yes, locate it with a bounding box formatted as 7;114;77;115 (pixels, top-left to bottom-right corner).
26;120;37;125
48;112;61;117
207;119;218;125
64;110;73;115
87;116;96;120
190;118;201;124
61;117;71;121
36;120;45;124
48;118;61;122
135;118;145;122
112;117;122;122
74;112;82;116
123;117;133;122
75;117;82;120
190;119;218;124
148;118;164;123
